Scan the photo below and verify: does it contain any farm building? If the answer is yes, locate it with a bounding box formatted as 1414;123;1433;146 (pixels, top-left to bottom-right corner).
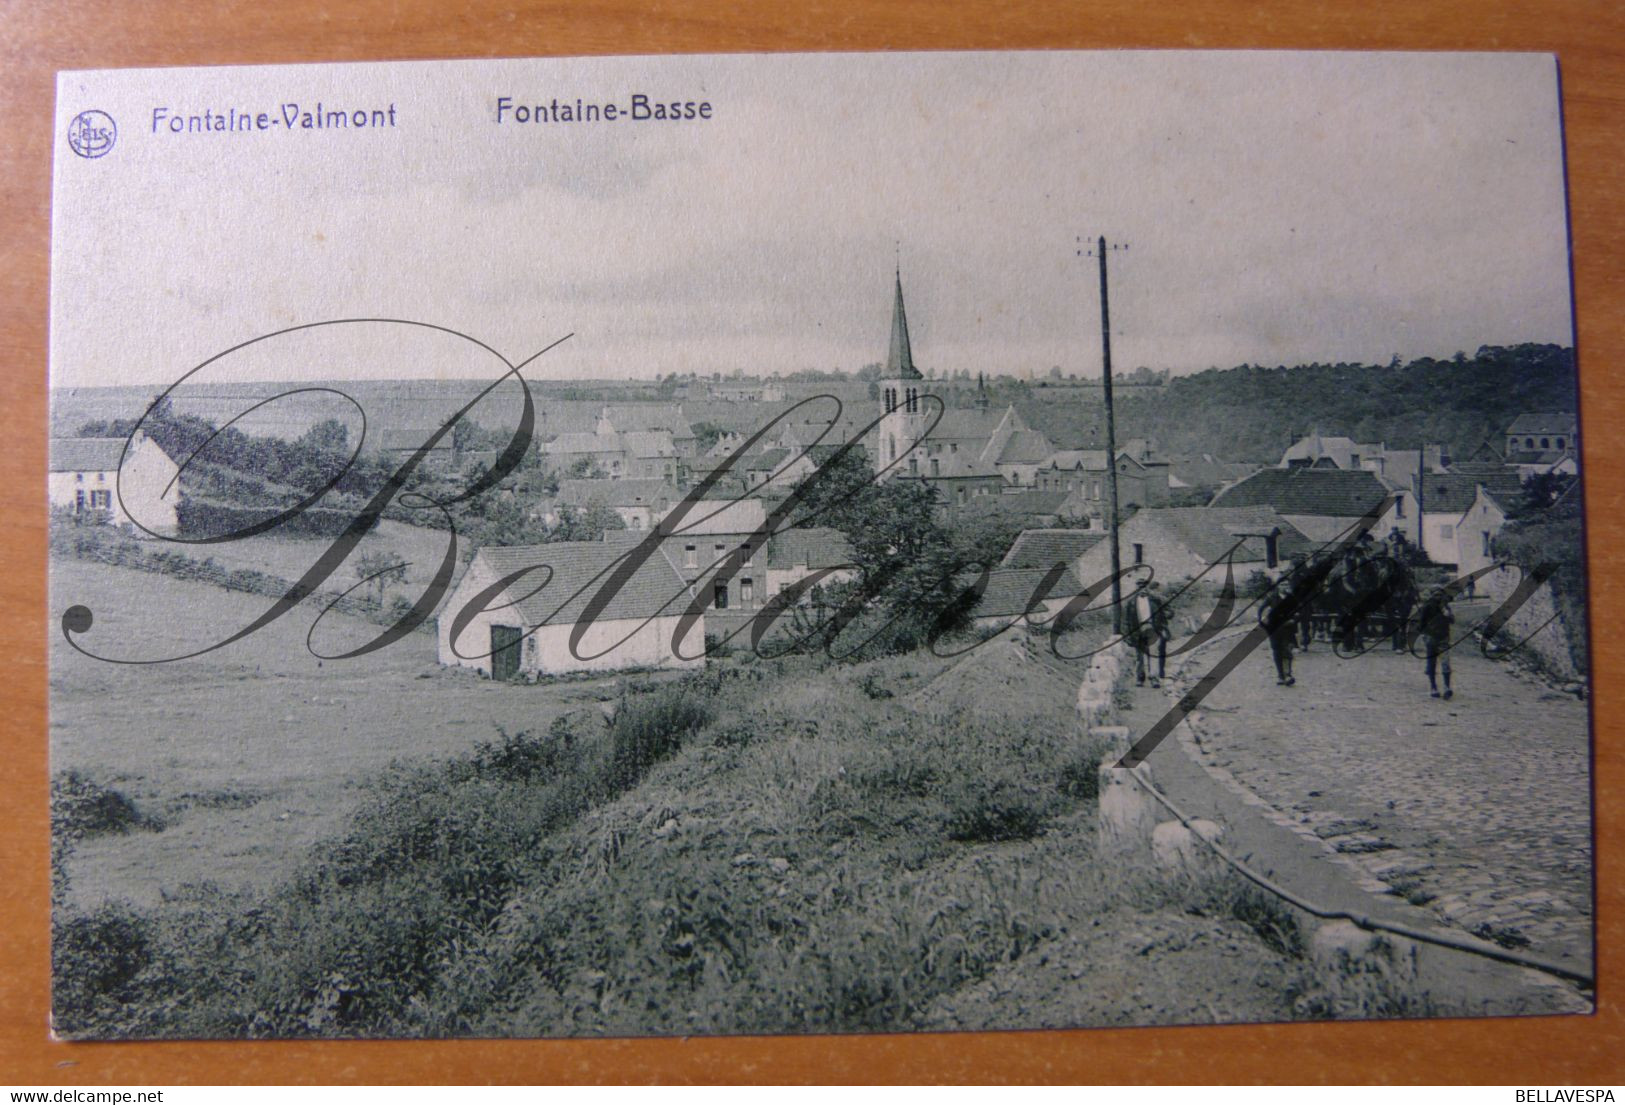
48;431;181;536
1070;506;1314;589
437;538;701;679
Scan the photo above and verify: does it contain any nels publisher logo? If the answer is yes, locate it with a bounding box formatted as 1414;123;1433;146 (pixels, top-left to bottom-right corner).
67;109;117;158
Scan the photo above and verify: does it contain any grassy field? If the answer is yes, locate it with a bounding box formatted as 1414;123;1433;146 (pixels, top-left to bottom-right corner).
49;557;632;909
173;518;471;598
51;557;1308;1038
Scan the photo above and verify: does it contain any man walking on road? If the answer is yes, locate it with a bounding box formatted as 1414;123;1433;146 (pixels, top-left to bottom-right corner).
1260;575;1301;687
1416;588;1456;699
1128;579;1170;688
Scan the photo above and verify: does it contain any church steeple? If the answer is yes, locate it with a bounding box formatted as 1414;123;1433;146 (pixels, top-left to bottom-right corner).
885;268;922;381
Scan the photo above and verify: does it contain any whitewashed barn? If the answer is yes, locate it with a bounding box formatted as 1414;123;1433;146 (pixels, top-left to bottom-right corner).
437;538;702;679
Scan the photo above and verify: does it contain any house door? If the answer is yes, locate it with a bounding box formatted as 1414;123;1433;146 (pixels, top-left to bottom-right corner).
490;625;523;680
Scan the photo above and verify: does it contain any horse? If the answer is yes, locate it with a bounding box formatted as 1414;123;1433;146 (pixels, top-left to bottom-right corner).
1323;553;1417;653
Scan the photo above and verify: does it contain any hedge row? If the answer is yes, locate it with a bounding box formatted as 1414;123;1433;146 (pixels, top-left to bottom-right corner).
51;522;425;632
177;499;378;541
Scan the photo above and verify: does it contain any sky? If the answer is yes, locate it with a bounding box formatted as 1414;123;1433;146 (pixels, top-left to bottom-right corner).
50;50;1573;389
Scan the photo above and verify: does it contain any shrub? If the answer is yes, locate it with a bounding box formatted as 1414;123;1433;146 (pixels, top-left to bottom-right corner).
603;684;716;792
943;781;1050;843
52;904;154;1032
51;771;162;840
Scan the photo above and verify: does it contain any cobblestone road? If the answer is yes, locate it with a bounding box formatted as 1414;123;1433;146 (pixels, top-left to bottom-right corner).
1166;631;1594;967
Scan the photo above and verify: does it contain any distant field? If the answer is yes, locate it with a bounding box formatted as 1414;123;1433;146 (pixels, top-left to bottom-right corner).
181;518;472;599
49;558;630;908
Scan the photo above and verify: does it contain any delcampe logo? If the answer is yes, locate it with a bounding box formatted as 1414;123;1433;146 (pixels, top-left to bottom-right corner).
67;110;117;158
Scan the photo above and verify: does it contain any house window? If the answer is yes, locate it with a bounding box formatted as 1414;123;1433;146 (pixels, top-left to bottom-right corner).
950;443;958;453
1557;437;1566;449
740;543;754;567
75;489;85;511
1395;499;1405;518
684;544;697;568
1265;533;1279;569
1482;531;1493;557
75;473;84;482
1525;436;1534;449
1540;437;1550;449
909;457;918;475
89;490;111;510
713;581;729;609
1133;543;1144;565
97;472;106;482
930;458;940;476
631;516;644;529
741;578;754;603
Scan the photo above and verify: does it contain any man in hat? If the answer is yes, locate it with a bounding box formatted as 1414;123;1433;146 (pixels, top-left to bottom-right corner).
1126;578;1170;688
1415;587;1456;699
1259;574;1301;687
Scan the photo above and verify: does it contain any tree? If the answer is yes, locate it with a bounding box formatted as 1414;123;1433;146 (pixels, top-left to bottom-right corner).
298;418;349;455
354;550;408;604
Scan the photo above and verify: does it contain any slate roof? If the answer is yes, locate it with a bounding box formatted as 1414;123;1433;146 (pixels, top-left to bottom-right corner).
1506;412;1577;436
743;447;791;472
471;540;693;626
543;432;624;455
1165;454;1257;489
661;497;768;536
600;404;694;438
973;567;1089;619
620;431;677;458
995;429;1056;465
927;407;1009;442
557;478;678;509
1418;468;1525;515
1043;449;1109;471
1000;528;1109;570
766;526;854;570
49;437;127;473
884;272;922;380
1209;467;1399;517
1129;506;1315;564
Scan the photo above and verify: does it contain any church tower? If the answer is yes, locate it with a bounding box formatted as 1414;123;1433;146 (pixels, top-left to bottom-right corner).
876;268;929;475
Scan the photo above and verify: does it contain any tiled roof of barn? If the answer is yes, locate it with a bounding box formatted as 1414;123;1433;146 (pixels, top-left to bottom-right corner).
1000;528;1109;570
473;540;692;626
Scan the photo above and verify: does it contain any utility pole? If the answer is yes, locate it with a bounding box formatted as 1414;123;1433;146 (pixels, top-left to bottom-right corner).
1082;235;1128;633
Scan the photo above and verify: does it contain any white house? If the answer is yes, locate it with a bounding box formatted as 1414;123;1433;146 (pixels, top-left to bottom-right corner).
48;431;181;536
437;538;702;679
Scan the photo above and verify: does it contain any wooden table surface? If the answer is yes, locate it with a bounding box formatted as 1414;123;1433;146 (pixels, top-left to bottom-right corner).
2;0;1621;1085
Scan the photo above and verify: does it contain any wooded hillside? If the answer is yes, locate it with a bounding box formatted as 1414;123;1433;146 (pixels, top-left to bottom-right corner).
1009;344;1578;463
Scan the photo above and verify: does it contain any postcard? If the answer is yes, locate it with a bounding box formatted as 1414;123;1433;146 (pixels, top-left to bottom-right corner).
47;50;1591;1040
